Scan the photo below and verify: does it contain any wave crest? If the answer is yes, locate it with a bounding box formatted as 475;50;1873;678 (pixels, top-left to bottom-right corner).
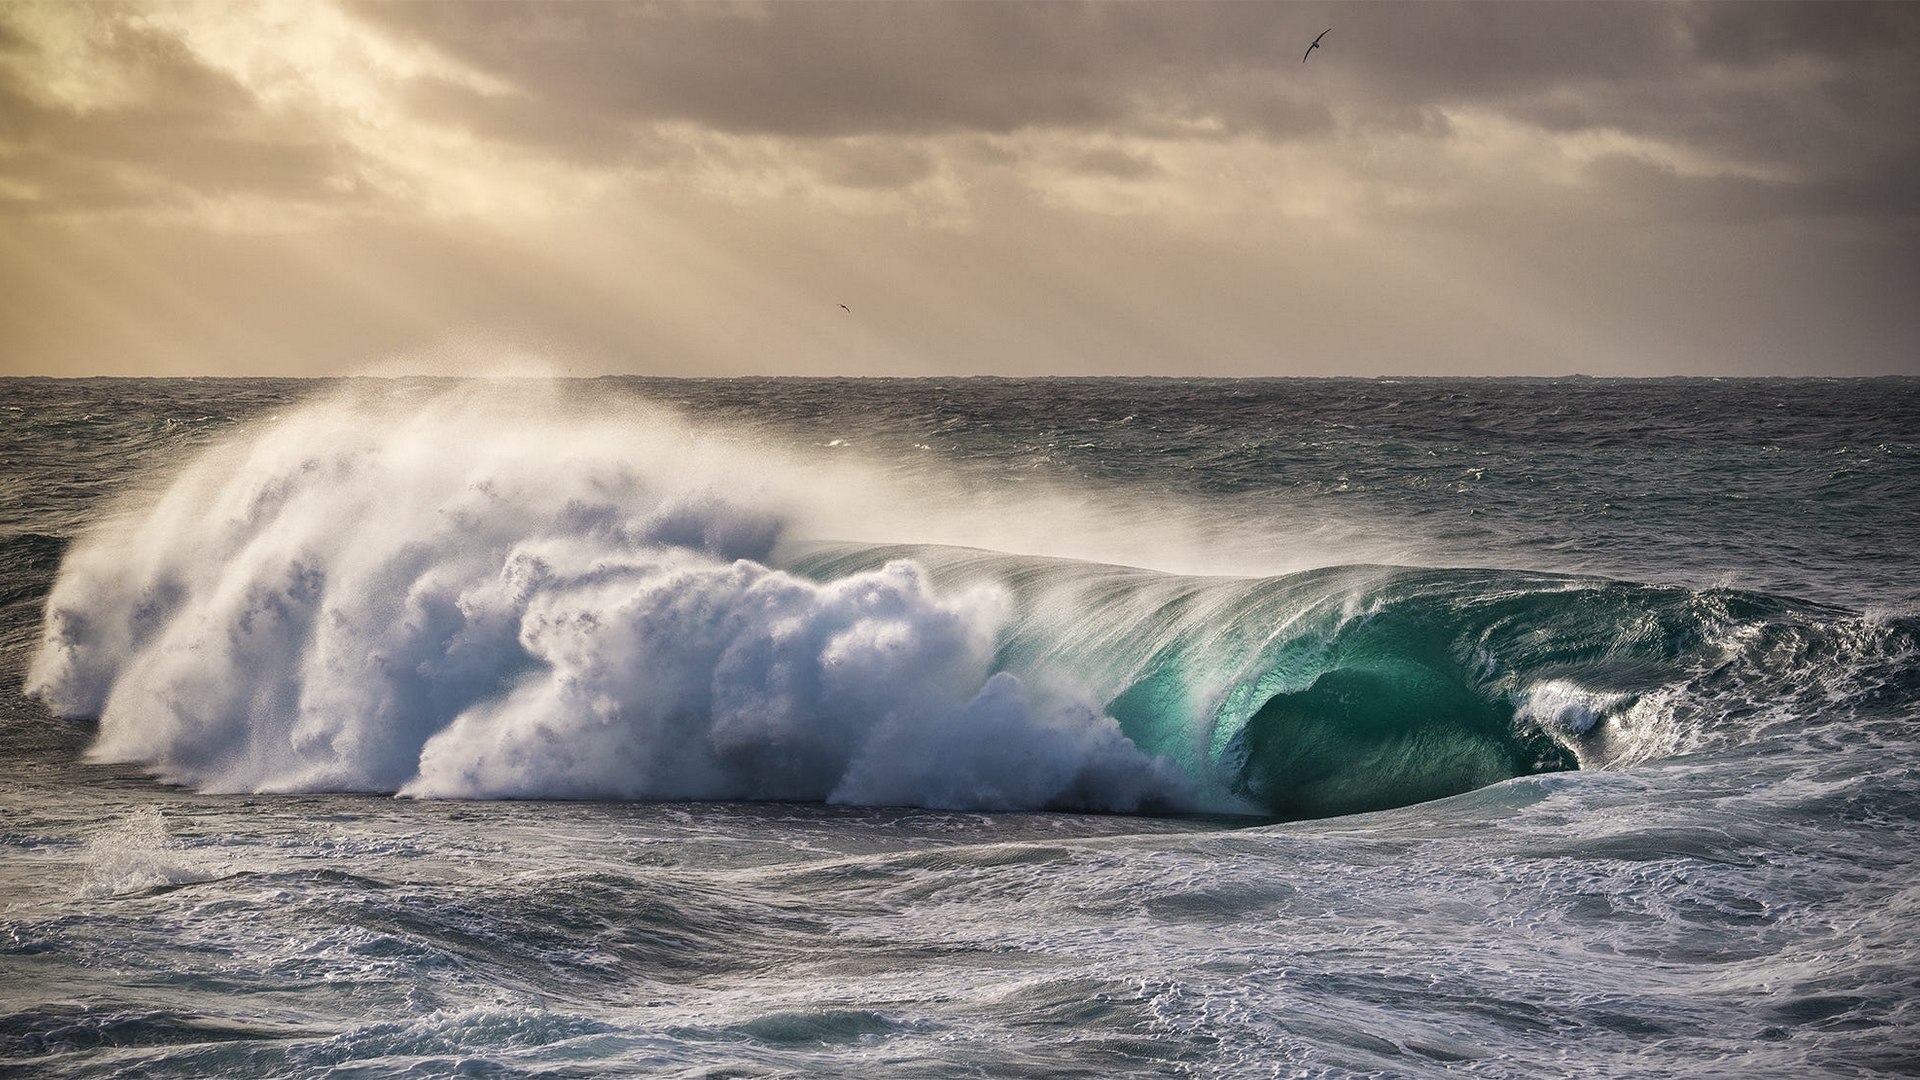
27;386;1191;813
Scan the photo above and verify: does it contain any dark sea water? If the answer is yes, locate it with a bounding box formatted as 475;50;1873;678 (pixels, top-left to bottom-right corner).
2;376;1917;1078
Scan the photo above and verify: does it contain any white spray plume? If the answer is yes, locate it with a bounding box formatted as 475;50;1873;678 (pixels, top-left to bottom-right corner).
27;382;1190;812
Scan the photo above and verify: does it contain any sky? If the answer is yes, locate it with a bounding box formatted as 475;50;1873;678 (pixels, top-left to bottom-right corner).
1;0;1915;378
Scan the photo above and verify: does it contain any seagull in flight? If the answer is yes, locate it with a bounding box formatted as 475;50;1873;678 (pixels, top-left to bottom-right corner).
1303;27;1330;62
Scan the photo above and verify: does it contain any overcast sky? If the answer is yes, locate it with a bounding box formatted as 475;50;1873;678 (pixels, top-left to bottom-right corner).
2;1;1915;377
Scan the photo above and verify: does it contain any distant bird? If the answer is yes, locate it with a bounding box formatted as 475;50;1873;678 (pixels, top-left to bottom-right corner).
839;304;851;313
1303;27;1330;62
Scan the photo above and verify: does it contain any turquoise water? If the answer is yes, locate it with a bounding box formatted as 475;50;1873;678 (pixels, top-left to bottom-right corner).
3;376;1917;1077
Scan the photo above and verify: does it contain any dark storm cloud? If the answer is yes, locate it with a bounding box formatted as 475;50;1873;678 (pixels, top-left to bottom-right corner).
347;1;1333;139
1339;3;1686;100
342;2;1666;135
346;1;1917;224
7;1;1913;223
1687;1;1916;65
1358;3;1919;222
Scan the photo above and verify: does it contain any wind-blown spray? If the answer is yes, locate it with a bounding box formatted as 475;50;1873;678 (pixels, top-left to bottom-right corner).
27;384;1189;812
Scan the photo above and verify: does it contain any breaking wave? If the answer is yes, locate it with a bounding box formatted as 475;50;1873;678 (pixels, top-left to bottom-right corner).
26;384;1916;818
26;385;1187;813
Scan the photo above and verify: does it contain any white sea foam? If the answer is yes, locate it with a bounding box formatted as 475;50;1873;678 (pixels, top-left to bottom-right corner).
1515;679;1627;738
27;384;1190;812
78;808;217;897
1516;678;1705;770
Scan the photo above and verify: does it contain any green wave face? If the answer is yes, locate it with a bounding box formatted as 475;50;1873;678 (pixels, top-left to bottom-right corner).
787;545;1900;820
1228;661;1575;820
1195;567;1732;819
1096;567;1608;819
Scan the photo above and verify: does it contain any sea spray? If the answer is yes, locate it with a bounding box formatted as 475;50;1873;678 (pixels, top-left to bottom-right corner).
77;807;216;898
26;384;1191;812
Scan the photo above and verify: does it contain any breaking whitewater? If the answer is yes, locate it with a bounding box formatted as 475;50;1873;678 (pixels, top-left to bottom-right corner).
3;376;1917;1078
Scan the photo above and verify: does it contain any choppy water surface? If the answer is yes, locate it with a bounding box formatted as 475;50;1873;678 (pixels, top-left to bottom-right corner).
3;376;1917;1077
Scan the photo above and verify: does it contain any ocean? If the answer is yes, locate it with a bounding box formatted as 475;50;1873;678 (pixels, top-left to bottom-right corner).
2;375;1916;1078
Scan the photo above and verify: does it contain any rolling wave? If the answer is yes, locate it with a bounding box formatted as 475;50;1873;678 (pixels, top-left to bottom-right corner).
26;386;1914;818
795;545;1917;817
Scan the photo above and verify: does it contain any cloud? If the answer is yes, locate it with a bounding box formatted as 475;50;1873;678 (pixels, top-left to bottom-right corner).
352;2;1161;138
0;1;567;224
0;6;334;217
7;1;1915;230
0;1;1914;376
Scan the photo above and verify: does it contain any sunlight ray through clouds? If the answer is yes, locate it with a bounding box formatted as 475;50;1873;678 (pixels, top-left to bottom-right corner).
0;0;1914;375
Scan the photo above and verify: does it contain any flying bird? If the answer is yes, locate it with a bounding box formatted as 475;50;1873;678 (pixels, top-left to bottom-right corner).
839;304;851;313
1303;27;1330;62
